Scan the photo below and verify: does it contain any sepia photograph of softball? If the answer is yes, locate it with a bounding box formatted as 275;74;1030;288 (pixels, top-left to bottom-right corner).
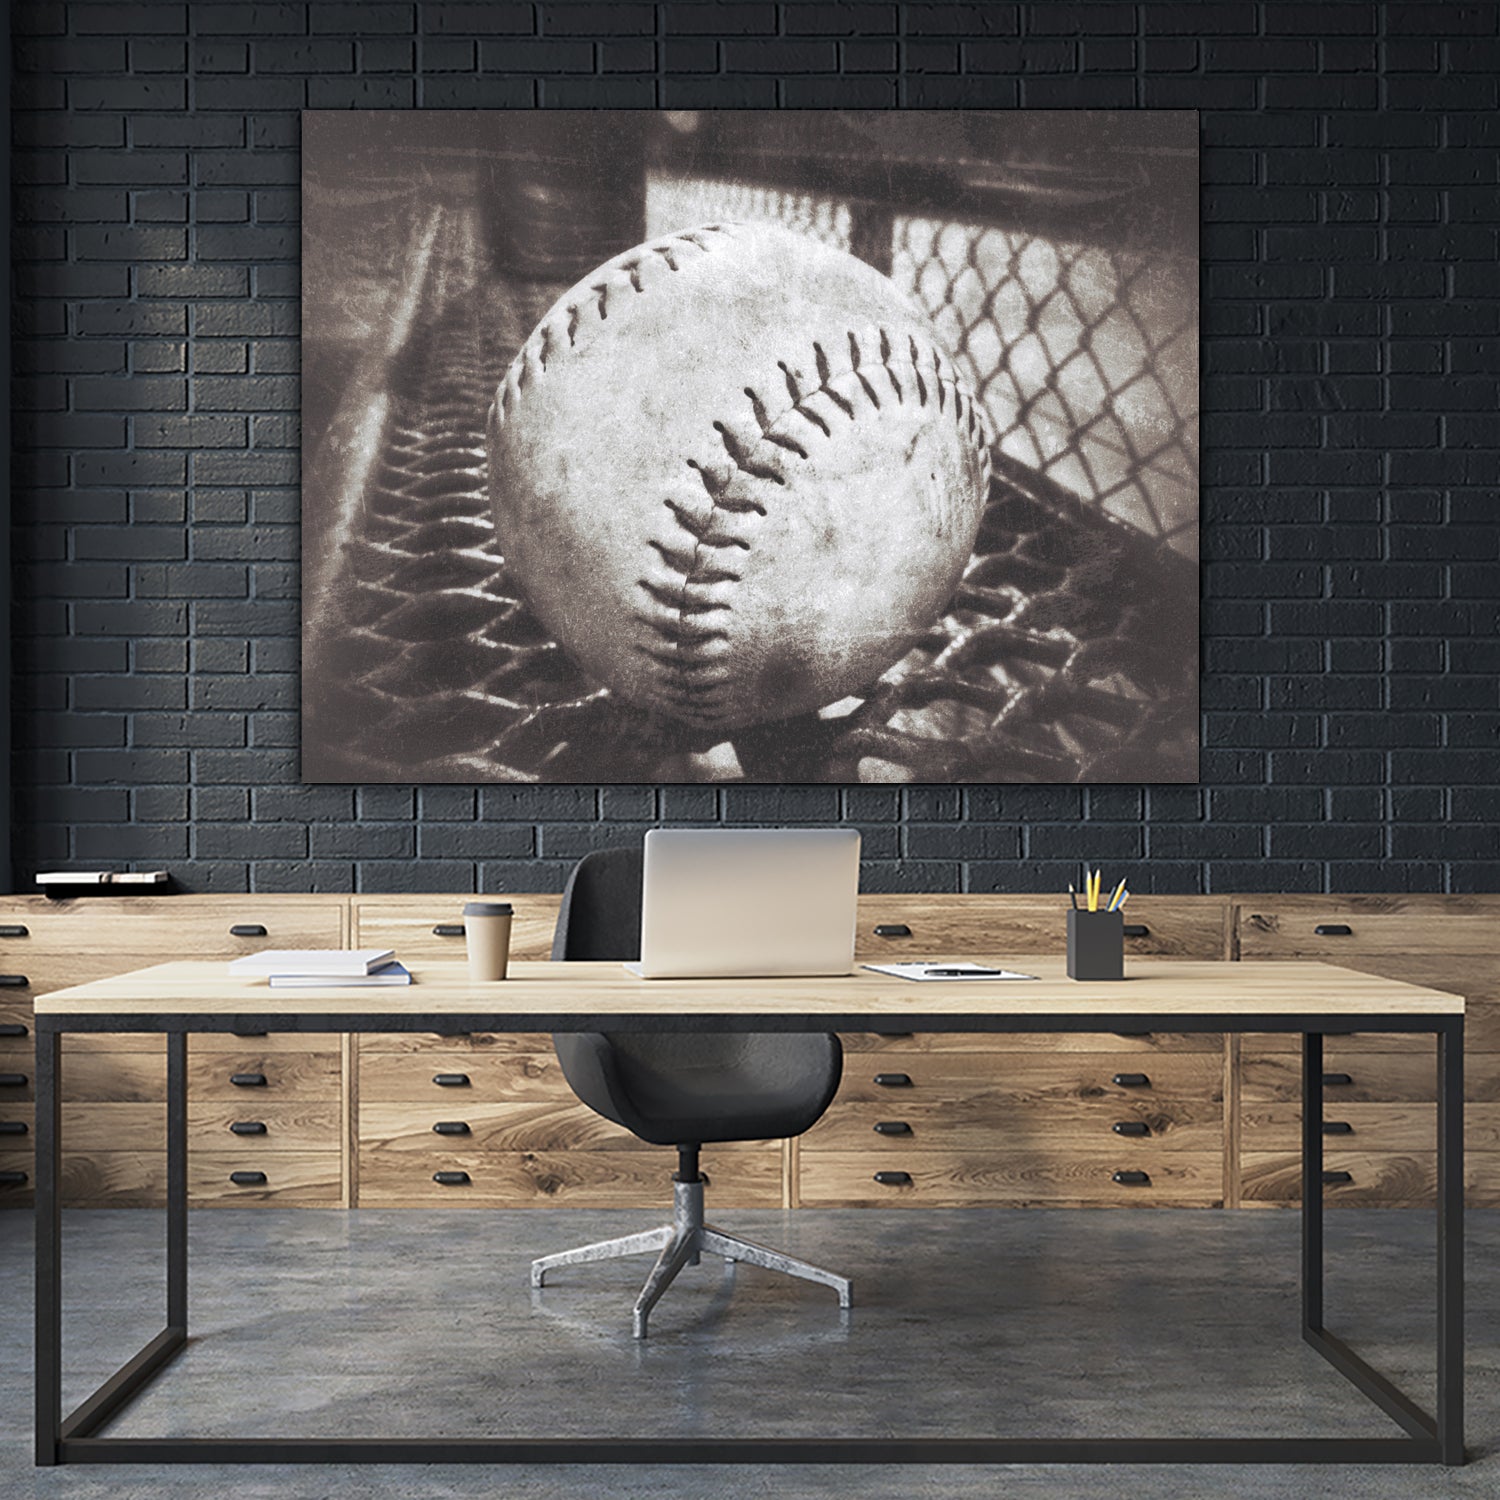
301;111;1199;785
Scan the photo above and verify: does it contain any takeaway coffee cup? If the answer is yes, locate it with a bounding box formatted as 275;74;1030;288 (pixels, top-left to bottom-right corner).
463;901;513;981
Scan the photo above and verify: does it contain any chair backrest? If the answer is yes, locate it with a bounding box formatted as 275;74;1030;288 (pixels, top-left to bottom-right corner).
549;846;844;1144
551;846;644;962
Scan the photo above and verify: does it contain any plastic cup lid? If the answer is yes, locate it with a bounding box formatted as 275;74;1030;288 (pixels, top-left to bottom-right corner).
463;901;513;917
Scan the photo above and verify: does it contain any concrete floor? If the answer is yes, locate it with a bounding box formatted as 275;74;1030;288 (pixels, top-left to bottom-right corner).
0;1205;1495;1497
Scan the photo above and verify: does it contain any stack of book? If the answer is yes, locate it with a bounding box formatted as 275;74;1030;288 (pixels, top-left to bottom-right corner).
228;949;413;988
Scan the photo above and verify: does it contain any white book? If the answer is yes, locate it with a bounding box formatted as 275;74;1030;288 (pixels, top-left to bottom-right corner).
37;870;169;887
229;948;395;978
269;963;412;989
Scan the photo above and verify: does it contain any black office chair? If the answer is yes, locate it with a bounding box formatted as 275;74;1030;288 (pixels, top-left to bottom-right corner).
530;847;852;1338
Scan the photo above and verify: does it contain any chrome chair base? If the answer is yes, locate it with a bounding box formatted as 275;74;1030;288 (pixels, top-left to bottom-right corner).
530;1178;853;1338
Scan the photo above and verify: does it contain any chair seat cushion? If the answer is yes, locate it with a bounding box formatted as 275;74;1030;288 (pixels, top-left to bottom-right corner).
554;1031;842;1147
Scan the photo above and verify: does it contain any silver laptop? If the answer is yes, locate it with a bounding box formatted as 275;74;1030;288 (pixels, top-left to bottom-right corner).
626;828;861;979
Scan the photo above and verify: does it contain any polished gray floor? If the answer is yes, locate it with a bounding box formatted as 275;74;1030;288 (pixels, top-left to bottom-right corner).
2;1206;1495;1496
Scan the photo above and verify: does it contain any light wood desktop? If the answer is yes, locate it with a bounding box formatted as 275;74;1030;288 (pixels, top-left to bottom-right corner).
36;956;1465;1026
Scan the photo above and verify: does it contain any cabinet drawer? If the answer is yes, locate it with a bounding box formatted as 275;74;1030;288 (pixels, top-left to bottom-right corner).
1242;1102;1500;1154
359;1050;572;1103
0;1001;32;1041
856;896;1229;961
1240;1048;1439;1103
805;1095;1222;1152
62;1033;165;1055
189;1101;343;1152
1240;1151;1440;1207
189;1150;342;1205
831;1052;1224;1107
55;1151;166;1207
351;895;560;965
798;1150;1225;1208
359;1100;773;1154
187;1049;342;1101
1241;1103;1435;1153
190;1033;343;1054
837;1030;1224;1055
13;1101;345;1155
0;1150;32;1198
1242;1029;1439;1056
359;1031;553;1057
28;1050;166;1103
358;1145;783;1209
1238;908;1500;960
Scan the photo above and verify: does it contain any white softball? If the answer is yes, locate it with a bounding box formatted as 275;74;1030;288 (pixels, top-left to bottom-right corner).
486;220;992;732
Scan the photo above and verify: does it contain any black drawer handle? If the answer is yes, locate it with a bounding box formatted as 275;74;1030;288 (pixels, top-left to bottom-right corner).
1322;1170;1354;1185
1323;1072;1353;1087
873;1121;911;1136
1112;1121;1150;1137
1122;924;1150;938
1112;1073;1150;1088
433;1121;471;1135
1114;1031;1151;1039
232;1030;268;1038
230;1073;267;1088
230;924;268;938
433;924;466;938
1113;1170;1151;1186
873;923;911;938
433;1170;471;1186
878;1031;915;1039
874;1073;912;1088
230;1121;267;1136
0;925;29;938
433;1073;471;1088
873;1171;912;1186
1314;924;1352;937
0;1120;28;1135
0;1073;27;1088
0;1023;28;1037
229;1171;267;1186
1322;1121;1353;1136
0;976;29;988
0;1170;28;1186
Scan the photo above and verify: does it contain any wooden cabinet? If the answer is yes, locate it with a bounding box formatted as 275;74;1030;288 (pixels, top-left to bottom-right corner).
806;898;1232;1209
0;895;346;1207
1231;895;1500;1208
801;1041;1225;1208
5;890;1495;1212
354;1031;782;1209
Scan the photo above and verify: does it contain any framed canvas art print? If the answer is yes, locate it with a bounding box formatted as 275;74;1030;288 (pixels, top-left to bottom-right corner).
301;111;1199;784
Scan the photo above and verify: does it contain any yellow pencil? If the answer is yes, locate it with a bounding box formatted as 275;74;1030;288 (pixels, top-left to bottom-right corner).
1089;870;1100;911
1107;879;1126;913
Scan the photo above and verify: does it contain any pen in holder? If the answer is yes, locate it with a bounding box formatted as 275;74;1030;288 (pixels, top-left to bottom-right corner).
1068;909;1124;981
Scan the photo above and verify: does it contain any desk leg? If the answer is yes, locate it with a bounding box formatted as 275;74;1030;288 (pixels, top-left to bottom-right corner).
1302;1032;1324;1334
166;1032;187;1333
1437;1021;1464;1465
34;1030;61;1466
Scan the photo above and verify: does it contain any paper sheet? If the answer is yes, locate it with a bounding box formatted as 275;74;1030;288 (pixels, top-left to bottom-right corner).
862;963;1038;982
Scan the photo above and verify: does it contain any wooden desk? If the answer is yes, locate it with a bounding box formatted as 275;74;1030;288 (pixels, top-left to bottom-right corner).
33;958;1465;1468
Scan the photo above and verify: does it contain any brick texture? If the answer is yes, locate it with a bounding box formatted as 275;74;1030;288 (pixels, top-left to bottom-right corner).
9;1;1500;895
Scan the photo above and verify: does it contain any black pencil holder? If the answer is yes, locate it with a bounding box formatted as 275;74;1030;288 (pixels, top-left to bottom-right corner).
1067;910;1124;981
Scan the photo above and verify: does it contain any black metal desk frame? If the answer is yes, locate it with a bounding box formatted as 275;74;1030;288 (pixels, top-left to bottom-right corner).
35;1003;1465;1466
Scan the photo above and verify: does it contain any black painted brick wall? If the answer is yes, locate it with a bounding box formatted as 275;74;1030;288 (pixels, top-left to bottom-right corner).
9;1;1500;896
